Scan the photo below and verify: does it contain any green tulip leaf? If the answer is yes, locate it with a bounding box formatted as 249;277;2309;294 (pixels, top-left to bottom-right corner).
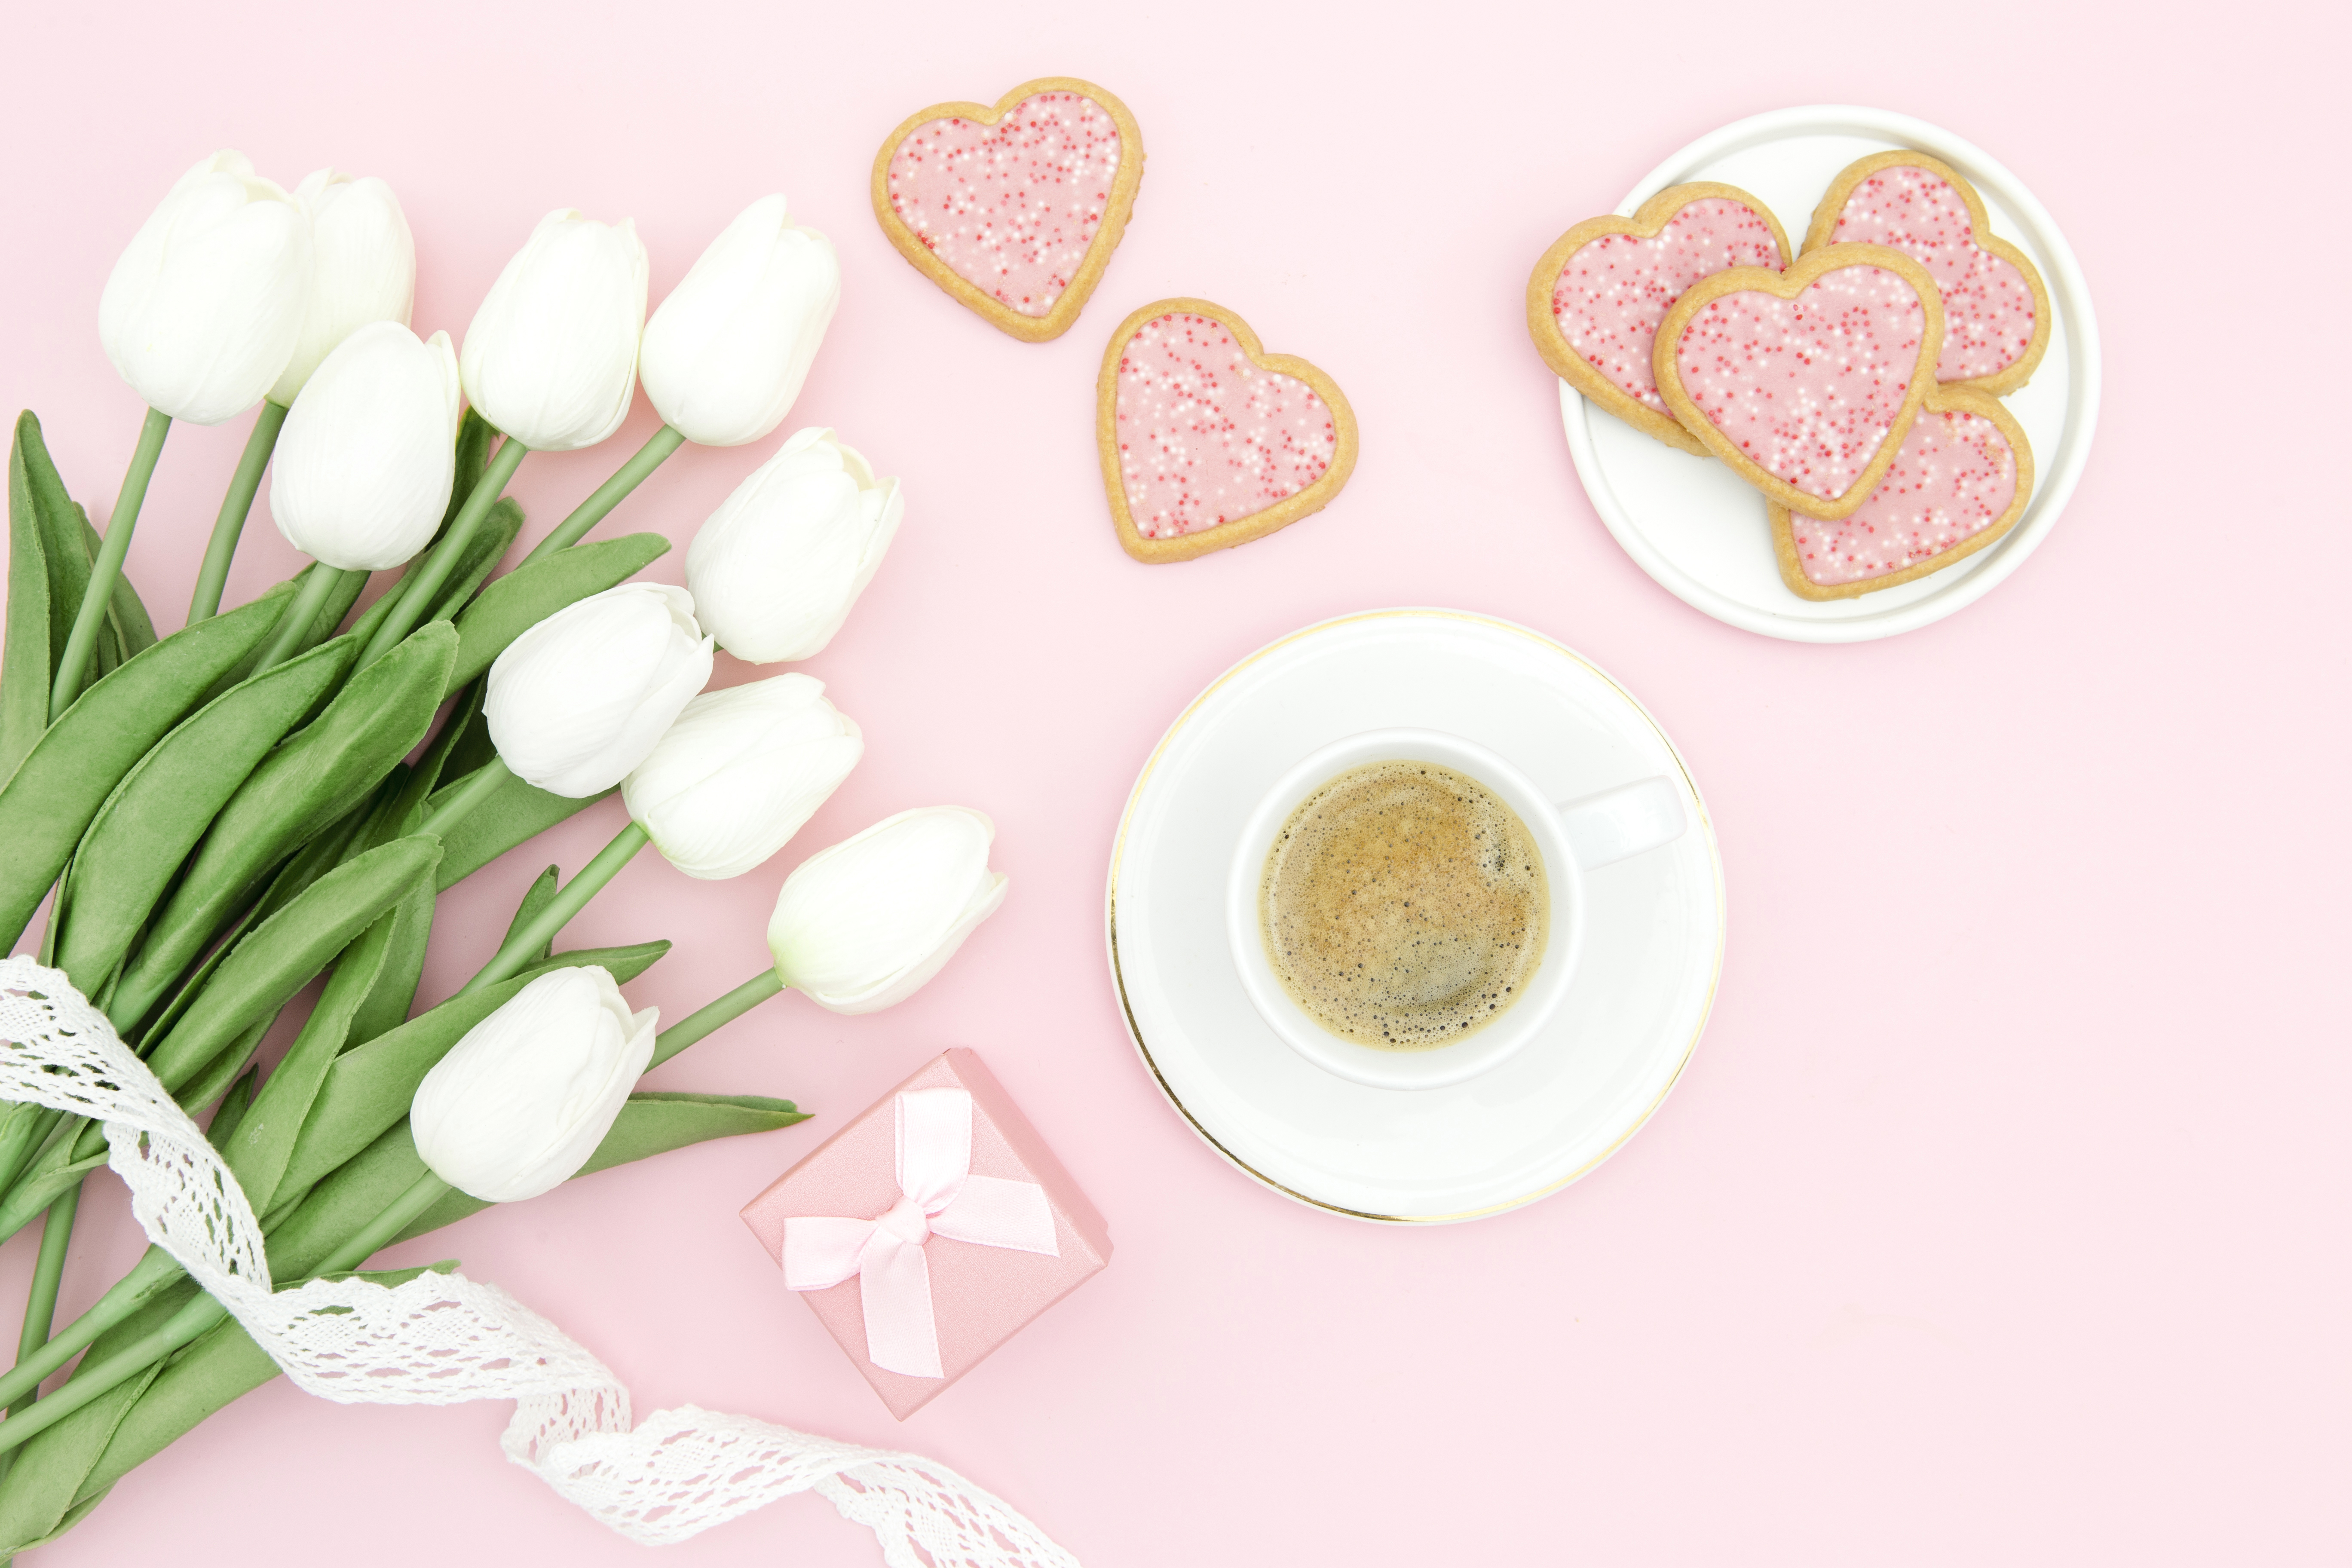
383;680;480;836
85;521;158;661
424;497;525;624
169;1013;273;1124
505;866;559;962
79;516;159;683
427;764;609;890
344;873;436;1050
0;586;292;951
0;1148;110;1241
119;623;456;1001
206;1067;260;1149
2;417;58;778
444;531;670;695
224;897;405;1215
142;833;442;1096
449;407;495;528
19;415;96;672
52;634;357;993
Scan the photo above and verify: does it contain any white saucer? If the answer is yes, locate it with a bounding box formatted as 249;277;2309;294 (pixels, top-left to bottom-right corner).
1104;610;1725;1223
1557;105;2103;643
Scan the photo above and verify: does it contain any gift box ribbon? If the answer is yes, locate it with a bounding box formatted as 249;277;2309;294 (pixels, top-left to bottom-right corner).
783;1087;1060;1378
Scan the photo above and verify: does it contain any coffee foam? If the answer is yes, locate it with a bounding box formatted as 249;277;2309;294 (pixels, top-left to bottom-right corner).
1259;761;1549;1051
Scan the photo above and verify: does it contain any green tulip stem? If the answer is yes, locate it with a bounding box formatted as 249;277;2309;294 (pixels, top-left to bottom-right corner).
650;969;784;1069
187;400;288;624
246;561;345;677
0;1291;214;1456
5;1186;81;1419
521;424;686;565
459;821;650;996
315;1168;453;1279
414;756;512;840
50;407;172;720
0;1243;181;1415
0;1169;452;1457
356;436;528;669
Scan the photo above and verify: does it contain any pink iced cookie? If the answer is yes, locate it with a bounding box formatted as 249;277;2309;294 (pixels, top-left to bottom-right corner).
1097;300;1360;564
1772;389;2034;598
1526;182;1791;454
1556;202;1784;410
1655;245;1945;519
1805;151;2051;394
873;77;1144;342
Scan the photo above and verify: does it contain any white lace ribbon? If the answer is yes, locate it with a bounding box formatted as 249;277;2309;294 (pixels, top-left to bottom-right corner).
0;957;1077;1564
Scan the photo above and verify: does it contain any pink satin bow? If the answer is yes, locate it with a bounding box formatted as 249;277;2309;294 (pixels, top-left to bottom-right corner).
781;1087;1059;1378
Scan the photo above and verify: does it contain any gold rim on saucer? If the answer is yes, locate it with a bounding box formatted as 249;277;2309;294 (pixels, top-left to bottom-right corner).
1103;608;1727;1223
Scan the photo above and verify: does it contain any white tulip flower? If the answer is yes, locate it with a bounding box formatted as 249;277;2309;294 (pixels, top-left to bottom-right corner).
98;150;311;425
486;583;713;797
269;322;461;571
460;208;648;451
686;429;902;664
411;966;656;1203
638;195;840;448
766;807;1008;1014
621;674;862;880
268;168;417;404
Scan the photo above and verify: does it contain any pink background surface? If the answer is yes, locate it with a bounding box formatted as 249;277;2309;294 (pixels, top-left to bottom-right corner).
1;2;2343;1563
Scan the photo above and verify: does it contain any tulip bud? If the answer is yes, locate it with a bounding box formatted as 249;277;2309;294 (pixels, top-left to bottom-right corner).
269;323;462;571
411;966;656;1203
766;807;1008;1014
486;583;714;797
268;168;418;404
460;209;648;451
620;674;862;880
638;195;840;448
98;150;312;425
684;429;903;665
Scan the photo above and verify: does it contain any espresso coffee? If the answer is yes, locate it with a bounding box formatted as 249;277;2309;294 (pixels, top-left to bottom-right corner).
1258;761;1549;1050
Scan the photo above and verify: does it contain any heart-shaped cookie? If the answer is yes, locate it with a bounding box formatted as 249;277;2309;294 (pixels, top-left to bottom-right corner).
1804;150;2051;396
872;77;1145;343
1653;244;1945;521
1097;299;1359;564
1768;385;2035;599
1525;182;1789;454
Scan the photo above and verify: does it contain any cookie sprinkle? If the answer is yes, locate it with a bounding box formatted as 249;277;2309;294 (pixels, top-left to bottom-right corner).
1675;265;1927;503
1115;312;1337;538
1832;165;2037;383
1788;407;2018;585
888;91;1121;317
1554;197;1782;409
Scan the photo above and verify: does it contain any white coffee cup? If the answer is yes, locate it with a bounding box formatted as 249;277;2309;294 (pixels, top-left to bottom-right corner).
1226;728;1688;1091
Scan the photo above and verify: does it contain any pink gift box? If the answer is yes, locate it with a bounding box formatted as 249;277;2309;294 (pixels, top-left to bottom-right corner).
740;1049;1110;1418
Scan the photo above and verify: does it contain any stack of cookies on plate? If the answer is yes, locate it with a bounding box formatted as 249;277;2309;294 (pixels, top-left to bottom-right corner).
1526;153;2049;600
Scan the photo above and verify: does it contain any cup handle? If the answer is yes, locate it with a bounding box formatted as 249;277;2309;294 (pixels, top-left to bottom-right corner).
1554;776;1688;871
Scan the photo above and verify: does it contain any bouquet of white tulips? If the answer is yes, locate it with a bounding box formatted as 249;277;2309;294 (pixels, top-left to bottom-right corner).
0;150;997;1555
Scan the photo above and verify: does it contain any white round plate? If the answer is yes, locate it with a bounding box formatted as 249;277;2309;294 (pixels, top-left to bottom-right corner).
1558;105;2102;642
1105;610;1725;1223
